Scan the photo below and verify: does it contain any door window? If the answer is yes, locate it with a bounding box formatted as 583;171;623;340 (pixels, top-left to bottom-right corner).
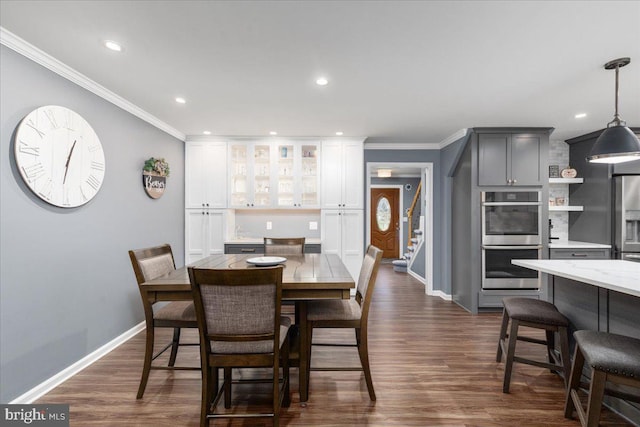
376;197;391;231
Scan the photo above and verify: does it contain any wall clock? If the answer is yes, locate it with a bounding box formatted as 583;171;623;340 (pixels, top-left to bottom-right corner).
14;106;105;208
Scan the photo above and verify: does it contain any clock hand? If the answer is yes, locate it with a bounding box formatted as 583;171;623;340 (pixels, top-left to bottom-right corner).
63;140;77;184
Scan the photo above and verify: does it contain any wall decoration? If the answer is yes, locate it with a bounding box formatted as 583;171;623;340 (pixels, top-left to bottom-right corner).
142;157;169;199
549;165;560;178
14;105;106;208
560;167;577;178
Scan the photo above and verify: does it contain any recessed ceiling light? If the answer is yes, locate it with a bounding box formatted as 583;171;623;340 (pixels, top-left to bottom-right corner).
335;131;344;136
316;77;329;86
175;97;186;104
203;131;211;135
104;40;122;52
269;131;278;136
575;113;587;119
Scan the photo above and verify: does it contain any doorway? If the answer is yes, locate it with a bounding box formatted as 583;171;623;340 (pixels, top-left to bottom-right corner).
371;187;400;259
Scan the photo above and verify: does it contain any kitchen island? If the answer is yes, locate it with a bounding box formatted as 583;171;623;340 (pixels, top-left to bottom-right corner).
512;259;640;423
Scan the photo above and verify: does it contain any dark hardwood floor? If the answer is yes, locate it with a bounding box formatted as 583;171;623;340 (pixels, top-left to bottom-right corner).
36;265;633;426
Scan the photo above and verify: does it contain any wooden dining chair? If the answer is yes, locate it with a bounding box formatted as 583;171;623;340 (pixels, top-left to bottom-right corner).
189;265;291;427
305;245;383;400
128;244;199;399
263;237;305;255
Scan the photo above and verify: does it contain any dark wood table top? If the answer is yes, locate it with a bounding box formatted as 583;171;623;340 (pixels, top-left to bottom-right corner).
141;253;355;299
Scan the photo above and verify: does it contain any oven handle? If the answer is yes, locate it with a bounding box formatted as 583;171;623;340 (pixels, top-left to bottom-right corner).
482;202;541;206
482;245;542;250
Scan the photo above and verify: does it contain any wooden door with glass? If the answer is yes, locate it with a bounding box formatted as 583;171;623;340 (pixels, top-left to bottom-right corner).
371;188;400;258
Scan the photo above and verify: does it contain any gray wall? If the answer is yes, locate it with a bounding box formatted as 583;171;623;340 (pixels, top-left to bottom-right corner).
0;46;185;402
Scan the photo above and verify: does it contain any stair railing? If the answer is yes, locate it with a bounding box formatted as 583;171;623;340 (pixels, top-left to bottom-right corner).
406;181;422;247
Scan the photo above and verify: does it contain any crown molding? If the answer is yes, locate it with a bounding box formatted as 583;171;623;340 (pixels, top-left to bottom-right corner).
1;27;185;141
438;128;468;149
364;142;441;150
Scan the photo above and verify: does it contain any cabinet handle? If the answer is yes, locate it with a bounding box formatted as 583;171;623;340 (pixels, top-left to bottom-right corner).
206;203;209;207
206;212;209;215
202;211;205;215
241;248;256;253
512;179;517;184
571;253;588;257
202;203;205;207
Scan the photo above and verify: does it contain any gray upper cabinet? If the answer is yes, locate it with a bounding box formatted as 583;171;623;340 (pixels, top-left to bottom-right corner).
478;133;542;186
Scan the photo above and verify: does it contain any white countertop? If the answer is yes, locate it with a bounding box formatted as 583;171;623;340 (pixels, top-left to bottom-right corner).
548;240;611;249
225;238;322;244
512;259;640;298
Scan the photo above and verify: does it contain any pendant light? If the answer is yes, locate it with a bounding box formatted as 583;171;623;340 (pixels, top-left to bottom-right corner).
587;57;640;164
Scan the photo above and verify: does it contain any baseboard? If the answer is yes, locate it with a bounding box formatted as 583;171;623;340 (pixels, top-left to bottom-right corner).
429;290;453;301
9;322;145;404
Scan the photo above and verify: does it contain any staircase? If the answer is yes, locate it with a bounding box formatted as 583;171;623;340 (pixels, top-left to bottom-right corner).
392;229;423;272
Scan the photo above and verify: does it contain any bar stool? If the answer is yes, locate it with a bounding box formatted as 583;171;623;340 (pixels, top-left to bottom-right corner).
564;330;640;427
496;297;571;393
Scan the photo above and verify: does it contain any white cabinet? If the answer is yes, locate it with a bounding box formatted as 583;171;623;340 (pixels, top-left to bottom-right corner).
228;142;273;208
185;141;227;208
228;140;321;209
275;142;320;208
321;209;364;280
185;209;226;264
321;140;363;209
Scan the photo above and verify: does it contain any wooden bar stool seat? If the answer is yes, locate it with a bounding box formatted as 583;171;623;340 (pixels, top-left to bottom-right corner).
496;297;571;393
564;330;640;427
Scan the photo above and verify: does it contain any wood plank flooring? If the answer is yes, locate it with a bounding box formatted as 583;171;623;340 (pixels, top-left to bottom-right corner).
36;265;634;426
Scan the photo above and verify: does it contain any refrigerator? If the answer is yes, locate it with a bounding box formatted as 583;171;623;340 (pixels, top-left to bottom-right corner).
613;175;640;263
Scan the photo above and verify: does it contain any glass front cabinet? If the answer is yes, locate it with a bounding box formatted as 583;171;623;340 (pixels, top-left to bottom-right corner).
228;140;320;209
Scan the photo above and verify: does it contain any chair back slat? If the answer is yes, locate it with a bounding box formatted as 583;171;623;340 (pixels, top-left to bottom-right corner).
355;246;383;322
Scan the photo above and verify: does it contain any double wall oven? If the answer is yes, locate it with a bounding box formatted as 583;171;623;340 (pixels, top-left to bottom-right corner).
482;191;542;289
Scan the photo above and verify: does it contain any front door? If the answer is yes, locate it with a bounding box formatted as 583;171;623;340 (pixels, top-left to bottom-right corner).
371;188;400;258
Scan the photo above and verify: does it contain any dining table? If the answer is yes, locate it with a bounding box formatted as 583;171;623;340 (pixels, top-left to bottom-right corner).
139;252;356;402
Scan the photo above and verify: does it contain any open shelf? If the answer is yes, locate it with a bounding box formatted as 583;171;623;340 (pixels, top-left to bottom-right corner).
549;205;584;212
549;178;584;184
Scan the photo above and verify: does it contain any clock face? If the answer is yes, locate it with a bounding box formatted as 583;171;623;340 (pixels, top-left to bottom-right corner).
14;106;106;208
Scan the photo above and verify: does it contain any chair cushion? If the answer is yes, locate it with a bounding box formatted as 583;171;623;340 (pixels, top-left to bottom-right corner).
307;299;361;322
138;253;174;281
574;330;640;379
503;297;568;327
155;301;196;322
210;324;290;354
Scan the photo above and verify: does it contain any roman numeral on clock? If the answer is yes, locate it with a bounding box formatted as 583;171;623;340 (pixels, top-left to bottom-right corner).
86;174;100;190
18;140;40;156
25;119;45;138
22;163;46;182
44;109;59;129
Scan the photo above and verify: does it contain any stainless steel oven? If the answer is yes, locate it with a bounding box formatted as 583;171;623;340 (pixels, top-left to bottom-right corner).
482;191;542;245
482;245;542;289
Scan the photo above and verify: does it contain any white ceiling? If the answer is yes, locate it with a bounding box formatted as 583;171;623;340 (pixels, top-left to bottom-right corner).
1;1;639;143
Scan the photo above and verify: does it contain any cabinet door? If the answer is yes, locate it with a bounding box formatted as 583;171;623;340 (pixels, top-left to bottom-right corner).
299;143;320;207
321;209;342;256
186;142;228;208
341;141;364;208
185;143;208;208
185;209;207;264
478;134;509;186
341;209;364;280
253;143;272;207
205;210;225;256
229;143;252;207
321;141;344;208
510;135;541;185
276;143;296;207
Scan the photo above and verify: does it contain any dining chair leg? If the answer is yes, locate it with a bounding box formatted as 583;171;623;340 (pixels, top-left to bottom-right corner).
545;330;555;373
282;337;291;407
558;326;571;388
273;356;280;427
356;327;376;401
200;365;214;427
223;367;232;409
306;323;314;388
137;323;155;399
168;327;181;367
496;308;509;362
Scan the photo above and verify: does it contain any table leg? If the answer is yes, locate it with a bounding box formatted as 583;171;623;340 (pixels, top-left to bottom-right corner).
297;301;309;402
